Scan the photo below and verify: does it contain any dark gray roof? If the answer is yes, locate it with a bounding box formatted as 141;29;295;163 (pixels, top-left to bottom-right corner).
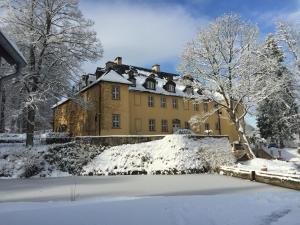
0;29;27;67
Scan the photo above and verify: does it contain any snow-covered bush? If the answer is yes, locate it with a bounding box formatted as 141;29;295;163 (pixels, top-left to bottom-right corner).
21;158;43;178
45;142;106;175
83;135;236;176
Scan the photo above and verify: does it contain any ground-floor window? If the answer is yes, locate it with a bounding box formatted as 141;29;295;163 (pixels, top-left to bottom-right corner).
161;120;168;132
149;119;156;131
112;114;120;128
184;122;190;129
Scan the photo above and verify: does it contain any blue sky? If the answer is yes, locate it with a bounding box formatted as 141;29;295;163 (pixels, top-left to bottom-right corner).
80;0;300;74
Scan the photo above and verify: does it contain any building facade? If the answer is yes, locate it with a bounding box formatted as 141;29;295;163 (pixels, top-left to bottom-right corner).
52;57;239;142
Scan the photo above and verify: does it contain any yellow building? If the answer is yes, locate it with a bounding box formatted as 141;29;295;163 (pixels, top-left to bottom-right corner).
52;57;239;142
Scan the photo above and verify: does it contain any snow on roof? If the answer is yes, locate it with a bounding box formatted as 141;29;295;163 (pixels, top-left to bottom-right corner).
122;69;202;98
51;97;69;109
99;70;132;85
52;67;223;109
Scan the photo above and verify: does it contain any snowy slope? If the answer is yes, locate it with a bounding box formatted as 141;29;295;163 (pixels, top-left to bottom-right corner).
83;135;235;175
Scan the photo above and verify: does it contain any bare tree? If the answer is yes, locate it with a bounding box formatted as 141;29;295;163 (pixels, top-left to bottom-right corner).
0;0;103;146
179;14;283;158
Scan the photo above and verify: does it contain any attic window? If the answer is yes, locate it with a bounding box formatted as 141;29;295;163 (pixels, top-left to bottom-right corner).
146;80;156;90
167;84;175;93
184;86;193;95
187;87;193;95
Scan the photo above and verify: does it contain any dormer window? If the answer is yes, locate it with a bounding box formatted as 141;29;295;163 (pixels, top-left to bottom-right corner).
167;84;175;92
145;80;156;90
184;86;194;95
163;80;176;93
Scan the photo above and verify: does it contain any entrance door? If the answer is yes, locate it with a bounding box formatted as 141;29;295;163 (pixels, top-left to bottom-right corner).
172;119;181;132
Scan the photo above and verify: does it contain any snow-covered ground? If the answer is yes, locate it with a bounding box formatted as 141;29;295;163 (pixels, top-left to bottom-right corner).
83;135;235;175
237;158;300;175
0;192;299;225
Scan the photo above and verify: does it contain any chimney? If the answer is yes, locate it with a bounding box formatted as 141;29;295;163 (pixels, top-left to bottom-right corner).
152;64;160;73
114;56;122;65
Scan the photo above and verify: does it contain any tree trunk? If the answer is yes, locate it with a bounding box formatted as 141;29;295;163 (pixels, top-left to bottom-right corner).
0;81;5;133
26;106;35;146
229;111;256;159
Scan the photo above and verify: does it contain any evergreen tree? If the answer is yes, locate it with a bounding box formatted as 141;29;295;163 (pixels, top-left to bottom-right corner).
257;34;299;147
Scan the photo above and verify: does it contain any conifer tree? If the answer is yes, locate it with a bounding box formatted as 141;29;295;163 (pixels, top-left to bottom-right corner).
257;34;298;147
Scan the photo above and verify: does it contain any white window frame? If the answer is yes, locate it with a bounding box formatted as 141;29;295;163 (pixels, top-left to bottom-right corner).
112;114;120;128
161;120;168;132
172;98;178;109
148;95;154;107
112;86;120;100
160;96;166;108
146;81;155;90
149;119;156;131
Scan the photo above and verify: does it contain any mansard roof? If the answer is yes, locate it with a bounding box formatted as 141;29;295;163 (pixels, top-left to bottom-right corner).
52;60;209;109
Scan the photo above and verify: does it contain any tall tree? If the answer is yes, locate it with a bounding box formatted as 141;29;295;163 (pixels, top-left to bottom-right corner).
179;14;283;159
257;34;298;147
0;0;103;145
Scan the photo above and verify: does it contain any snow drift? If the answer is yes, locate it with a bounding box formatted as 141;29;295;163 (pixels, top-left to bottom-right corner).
83;135;235;175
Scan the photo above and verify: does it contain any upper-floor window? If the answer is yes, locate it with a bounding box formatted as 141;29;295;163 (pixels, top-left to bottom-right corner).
161;96;167;108
204;102;209;112
149;119;156;131
172;98;178;109
112;114;120;128
148;95;154;107
146;80;156;90
161;120;168;132
112;86;120;100
194;103;199;111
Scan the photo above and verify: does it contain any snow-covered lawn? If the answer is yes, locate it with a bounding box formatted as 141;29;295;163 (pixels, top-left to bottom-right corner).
83;135;235;175
0;192;299;225
237;158;300;175
265;147;300;162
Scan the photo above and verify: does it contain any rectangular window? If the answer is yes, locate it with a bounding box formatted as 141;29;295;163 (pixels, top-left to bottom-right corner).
205;123;210;130
112;86;120;100
204;102;209;112
215;122;220;130
168;84;175;93
146;81;155;90
194;103;199;111
185;122;190;129
161;96;167;108
149;119;156;131
148;95;154;107
172;98;178;109
112;114;120;128
161;120;168;132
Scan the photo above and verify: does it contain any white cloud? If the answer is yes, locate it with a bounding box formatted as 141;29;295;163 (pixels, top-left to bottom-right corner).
80;1;208;73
